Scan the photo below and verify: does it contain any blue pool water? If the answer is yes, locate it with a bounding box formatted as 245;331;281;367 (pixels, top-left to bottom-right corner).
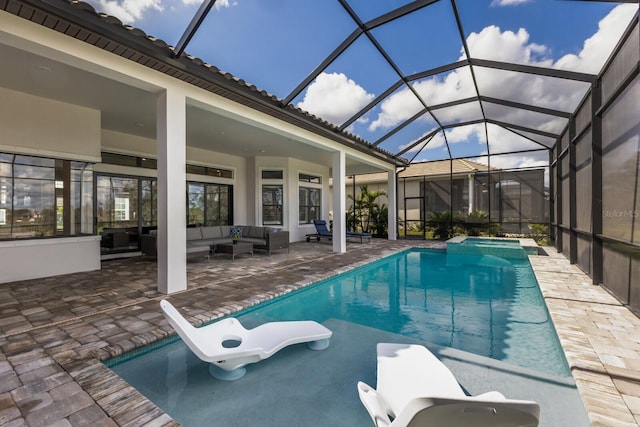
108;249;583;426
447;237;538;258
461;237;522;246
236;249;568;377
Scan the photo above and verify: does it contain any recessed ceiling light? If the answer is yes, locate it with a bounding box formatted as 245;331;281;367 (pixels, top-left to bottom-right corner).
136;122;145;127
259;149;266;153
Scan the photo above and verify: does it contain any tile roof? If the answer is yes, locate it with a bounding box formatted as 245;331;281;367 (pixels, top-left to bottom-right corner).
349;159;500;183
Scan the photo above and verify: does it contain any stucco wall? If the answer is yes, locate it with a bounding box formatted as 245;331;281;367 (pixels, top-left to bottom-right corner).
0;236;101;283
0;87;101;161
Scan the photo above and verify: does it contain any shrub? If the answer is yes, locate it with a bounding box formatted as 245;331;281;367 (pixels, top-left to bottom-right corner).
528;223;549;245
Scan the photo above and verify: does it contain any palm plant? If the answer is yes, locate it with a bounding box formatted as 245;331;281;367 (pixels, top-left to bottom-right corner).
427;210;462;240
348;186;387;236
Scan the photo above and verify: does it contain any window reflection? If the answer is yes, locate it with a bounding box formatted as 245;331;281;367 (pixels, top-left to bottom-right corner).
0;154;93;239
96;176;139;233
262;185;283;225
188;182;233;226
299;187;321;224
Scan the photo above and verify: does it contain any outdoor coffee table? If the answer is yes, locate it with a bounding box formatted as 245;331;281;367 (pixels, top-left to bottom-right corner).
215;241;253;261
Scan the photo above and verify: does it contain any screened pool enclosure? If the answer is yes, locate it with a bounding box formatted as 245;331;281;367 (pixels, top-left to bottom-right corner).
1;1;639;311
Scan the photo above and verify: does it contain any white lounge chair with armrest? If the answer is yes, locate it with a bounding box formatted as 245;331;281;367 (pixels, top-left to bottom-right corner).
160;299;332;381
357;343;540;427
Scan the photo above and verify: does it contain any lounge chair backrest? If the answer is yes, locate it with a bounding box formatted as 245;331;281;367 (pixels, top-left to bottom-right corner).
160;300;203;356
160;300;250;361
161;299;196;334
313;220;332;236
402;397;540;427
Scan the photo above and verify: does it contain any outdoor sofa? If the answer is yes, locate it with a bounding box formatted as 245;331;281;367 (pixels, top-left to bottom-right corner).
141;225;289;259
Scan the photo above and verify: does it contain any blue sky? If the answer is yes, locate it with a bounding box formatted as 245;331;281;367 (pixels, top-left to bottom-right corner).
87;0;635;166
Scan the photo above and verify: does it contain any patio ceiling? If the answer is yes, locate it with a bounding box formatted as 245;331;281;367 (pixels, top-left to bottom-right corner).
2;0;638;171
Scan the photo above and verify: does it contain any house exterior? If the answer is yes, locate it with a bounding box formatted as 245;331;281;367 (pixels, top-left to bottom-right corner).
0;2;402;290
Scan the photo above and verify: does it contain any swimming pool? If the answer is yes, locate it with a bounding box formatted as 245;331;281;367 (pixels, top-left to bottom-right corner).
447;236;539;258
461;237;522;246
108;249;585;426
235;248;568;377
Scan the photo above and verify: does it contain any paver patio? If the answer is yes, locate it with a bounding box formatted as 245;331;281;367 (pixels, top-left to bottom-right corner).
0;240;638;426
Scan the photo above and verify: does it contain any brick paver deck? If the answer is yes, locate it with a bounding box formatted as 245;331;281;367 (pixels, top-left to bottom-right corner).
0;240;638;426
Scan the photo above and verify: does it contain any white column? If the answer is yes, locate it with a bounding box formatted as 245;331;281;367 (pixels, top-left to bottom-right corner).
468;174;474;214
387;170;397;240
157;89;187;294
332;151;346;253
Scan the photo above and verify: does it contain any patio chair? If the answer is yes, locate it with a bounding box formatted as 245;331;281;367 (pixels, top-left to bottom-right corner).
357;343;540;427
347;228;372;243
160;300;332;381
306;219;371;243
306;219;333;242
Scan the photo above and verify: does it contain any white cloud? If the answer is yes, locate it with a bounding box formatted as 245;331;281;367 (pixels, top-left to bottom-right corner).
490;0;532;7
474;151;549;169
466;26;551;64
398;128;442;154
96;0;163;23
447;124;486;145
369;67;478;132
213;0;234;9
485;124;550;153
555;4;637;74
369;4;634;168
296;72;375;126
368;89;423;131
400;124;487;157
93;0;235;24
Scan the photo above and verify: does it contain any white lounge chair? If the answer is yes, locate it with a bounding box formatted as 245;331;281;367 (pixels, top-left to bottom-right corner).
357;343;540;427
160;300;332;380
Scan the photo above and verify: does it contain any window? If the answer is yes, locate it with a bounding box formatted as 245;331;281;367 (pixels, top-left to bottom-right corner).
96;176;138;233
298;173;322;224
262;185;283;225
206;185;231;225
102;152;232;177
187;183;205;225
71;162;93;235
141;179;157;227
101;152;138;167
262;170;283;180
0;153;93;240
114;195;130;221
299;173;321;184
299;187;321;224
187;182;233;226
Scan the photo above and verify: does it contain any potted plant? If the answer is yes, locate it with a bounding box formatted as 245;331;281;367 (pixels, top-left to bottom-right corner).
230;226;242;244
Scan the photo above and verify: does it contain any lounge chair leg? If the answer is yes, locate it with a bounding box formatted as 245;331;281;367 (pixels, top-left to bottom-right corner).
209;364;246;381
307;338;330;351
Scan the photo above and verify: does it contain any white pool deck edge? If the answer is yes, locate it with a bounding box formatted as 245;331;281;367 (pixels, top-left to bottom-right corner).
530;249;640;427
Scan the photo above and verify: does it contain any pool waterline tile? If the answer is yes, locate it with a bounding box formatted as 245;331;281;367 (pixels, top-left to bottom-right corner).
0;240;637;426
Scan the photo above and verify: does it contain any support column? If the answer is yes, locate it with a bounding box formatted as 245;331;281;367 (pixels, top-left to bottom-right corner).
157;89;187;294
387;170;397;240
591;81;603;285
468;174;474;215
569;116;577;264
332;151;346;253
